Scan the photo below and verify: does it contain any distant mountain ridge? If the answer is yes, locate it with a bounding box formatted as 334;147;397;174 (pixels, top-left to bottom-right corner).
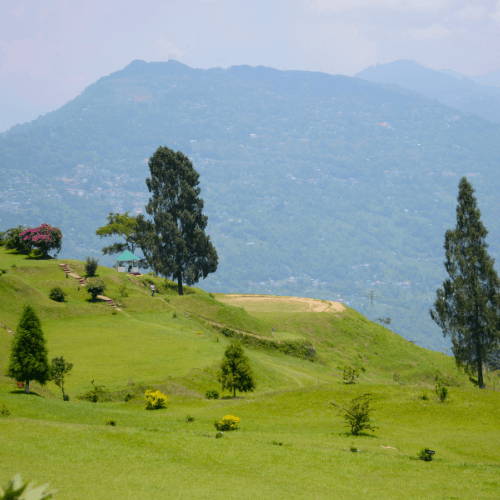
356;59;500;123
2;60;500;351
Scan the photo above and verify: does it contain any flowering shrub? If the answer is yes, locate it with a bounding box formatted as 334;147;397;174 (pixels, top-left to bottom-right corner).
214;414;240;431
145;389;168;410
21;223;62;258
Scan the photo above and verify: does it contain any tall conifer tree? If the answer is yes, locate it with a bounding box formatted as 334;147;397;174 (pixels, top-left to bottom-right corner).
430;177;500;388
7;304;50;394
218;340;256;397
145;146;218;295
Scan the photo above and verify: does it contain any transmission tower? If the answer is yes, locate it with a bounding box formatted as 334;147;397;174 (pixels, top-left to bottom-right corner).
368;289;378;320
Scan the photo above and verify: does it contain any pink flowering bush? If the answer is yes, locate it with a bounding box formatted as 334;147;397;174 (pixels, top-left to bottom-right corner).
21;223;62;258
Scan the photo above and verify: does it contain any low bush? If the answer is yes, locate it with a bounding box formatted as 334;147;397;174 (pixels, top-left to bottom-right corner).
331;394;377;436
85;256;99;277
214;414;240;431
81;380;109;402
435;381;448;403
124;393;133;402
215;432;223;439
185;414;195;422
341;365;360;384
49;287;66;302
205;389;219;399
105;419;117;426
145;390;168;410
1;404;10;417
118;284;128;297
417;448;434;461
85;279;106;300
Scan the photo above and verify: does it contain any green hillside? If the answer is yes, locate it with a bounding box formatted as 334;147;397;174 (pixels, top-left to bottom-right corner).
0;247;457;394
1;249;500;499
3;61;500;350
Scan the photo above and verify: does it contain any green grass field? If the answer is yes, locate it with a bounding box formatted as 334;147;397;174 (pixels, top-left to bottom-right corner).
1;247;499;499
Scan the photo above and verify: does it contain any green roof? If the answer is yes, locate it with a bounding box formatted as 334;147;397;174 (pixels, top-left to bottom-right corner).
116;250;140;261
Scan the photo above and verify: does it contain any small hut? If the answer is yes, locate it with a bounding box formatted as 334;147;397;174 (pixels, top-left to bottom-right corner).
116;250;140;274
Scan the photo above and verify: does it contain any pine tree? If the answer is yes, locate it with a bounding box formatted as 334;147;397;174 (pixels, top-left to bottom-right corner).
430;177;500;388
145;146;218;295
218;340;256;397
7;304;50;394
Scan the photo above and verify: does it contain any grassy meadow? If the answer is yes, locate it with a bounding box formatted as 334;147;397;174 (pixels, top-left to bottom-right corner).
0;247;499;499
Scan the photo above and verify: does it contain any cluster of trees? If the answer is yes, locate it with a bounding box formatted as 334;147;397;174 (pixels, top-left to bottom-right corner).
96;146;218;295
0;223;62;258
7;304;73;398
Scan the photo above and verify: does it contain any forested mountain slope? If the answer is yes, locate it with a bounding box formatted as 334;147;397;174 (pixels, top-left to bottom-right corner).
356;59;500;123
2;60;500;350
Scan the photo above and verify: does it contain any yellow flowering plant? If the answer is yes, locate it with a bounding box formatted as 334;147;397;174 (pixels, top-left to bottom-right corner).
214;414;240;431
145;389;168;410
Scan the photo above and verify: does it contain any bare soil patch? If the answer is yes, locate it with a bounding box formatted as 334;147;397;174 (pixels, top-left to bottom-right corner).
218;294;345;313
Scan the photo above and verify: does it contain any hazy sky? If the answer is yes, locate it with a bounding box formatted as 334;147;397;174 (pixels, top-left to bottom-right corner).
1;0;500;131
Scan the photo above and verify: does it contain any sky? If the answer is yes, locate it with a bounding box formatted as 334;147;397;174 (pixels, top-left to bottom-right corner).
1;0;500;131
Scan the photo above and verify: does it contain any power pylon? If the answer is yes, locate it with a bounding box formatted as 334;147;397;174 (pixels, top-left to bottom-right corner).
368;289;378;320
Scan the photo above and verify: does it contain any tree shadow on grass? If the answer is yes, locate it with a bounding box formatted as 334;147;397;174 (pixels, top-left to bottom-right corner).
9;390;43;397
339;431;379;438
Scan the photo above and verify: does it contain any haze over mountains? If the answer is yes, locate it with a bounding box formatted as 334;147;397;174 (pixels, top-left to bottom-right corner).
2;60;500;351
356;60;500;124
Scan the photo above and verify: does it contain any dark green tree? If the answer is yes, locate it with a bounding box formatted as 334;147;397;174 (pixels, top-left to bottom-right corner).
7;304;50;394
95;212;148;257
49;356;74;400
218;340;256;397
430;177;500;388
145;146;218;295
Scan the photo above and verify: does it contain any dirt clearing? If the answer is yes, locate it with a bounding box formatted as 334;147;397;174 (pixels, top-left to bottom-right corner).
217;294;345;314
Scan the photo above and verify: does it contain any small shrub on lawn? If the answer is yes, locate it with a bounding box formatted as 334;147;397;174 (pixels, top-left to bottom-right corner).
205;389;219;399
85;256;99;277
420;391;429;401
49;287;66;302
1;404;10;417
435;380;448;402
185;414;195;422
118;284;128;297
417;448;434;461
272;440;283;446
331;394;377;436
124;393;133;402
82;380;109;402
341;365;360;384
105;419;117;426
215;432;223;438
145;389;167;410
85;279;106;301
214;414;240;431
